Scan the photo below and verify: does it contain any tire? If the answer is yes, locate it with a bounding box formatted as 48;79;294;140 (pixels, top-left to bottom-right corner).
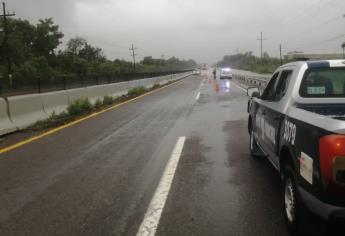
249;129;262;157
283;165;307;235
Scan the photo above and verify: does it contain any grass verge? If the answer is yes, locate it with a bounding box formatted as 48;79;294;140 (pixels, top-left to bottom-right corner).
26;82;172;132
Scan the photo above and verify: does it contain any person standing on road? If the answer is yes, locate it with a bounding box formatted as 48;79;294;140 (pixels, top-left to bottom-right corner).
212;68;216;79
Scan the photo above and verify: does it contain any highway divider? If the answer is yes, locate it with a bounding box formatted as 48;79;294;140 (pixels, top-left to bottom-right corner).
0;98;17;135
8;94;49;130
108;81;129;98
42;90;69;116
0;72;193;136
67;88;88;104
85;84;113;104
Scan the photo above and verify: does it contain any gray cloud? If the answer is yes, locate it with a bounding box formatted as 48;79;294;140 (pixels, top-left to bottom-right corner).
8;0;345;63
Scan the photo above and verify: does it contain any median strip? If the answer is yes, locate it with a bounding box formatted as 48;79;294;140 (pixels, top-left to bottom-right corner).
0;77;189;155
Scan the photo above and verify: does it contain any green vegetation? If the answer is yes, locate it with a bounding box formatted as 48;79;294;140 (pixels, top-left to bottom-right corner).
94;99;103;109
150;83;160;90
127;86;147;97
102;96;113;105
0;17;197;84
217;52;286;74
30;111;69;130
67;99;92;116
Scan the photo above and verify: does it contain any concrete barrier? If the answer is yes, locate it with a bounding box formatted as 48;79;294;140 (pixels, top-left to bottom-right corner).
1;72;193;135
0;98;17;135
85;84;113;104
8;94;48;129
158;75;170;85
42;90;69;115
140;78;155;89
108;81;129;98
67;88;88;104
128;80;141;89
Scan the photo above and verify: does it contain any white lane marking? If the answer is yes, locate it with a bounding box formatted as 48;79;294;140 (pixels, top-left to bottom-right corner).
230;81;247;93
136;136;186;236
195;92;201;100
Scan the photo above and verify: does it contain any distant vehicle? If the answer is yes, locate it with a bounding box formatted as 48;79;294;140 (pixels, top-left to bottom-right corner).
220;68;232;79
193;69;201;75
247;60;345;235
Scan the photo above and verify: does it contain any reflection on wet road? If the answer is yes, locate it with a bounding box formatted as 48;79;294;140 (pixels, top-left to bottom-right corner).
156;73;290;236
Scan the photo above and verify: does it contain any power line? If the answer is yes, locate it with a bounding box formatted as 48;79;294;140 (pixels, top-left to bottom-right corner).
257;32;266;59
279;44;282;65
0;2;15;77
129;43;137;71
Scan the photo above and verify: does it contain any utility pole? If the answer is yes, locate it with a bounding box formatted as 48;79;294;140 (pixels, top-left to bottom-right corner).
257;32;266;59
279;44;283;65
129;44;137;71
0;2;15;78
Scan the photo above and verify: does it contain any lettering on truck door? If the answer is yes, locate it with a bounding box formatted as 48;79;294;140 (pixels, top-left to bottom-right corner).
259;70;293;167
257;72;280;161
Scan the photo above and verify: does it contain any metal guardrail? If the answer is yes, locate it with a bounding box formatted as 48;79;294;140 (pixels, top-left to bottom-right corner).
232;72;271;89
0;69;193;97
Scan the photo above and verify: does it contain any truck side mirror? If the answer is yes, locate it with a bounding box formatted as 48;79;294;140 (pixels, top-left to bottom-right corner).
247;87;260;98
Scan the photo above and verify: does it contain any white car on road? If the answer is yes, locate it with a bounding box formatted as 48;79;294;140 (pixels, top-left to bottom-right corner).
220;67;232;79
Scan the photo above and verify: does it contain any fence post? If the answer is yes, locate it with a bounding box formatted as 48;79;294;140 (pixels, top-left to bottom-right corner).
96;75;99;85
0;76;2;95
63;76;66;90
37;76;41;93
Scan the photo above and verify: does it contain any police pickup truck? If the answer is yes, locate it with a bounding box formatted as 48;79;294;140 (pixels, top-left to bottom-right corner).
246;60;345;234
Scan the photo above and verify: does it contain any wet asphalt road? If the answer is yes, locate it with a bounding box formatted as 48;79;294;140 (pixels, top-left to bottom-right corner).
0;74;291;235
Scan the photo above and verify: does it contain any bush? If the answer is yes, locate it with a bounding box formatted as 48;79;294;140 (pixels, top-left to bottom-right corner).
67;99;92;116
128;86;147;97
151;83;160;90
94;98;103;109
102;96;113;105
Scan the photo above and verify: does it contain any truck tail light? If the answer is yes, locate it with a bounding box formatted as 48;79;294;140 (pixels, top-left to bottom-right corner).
319;135;345;194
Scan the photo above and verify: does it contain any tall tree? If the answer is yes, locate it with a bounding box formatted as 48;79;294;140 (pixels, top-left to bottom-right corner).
79;43;105;62
66;37;87;56
33;18;63;57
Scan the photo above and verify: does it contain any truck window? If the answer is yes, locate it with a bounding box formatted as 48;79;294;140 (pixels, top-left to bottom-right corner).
275;70;293;101
261;72;280;101
300;67;345;97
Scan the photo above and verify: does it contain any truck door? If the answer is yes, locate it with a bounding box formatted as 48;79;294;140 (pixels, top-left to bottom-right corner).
255;72;280;155
261;70;293;167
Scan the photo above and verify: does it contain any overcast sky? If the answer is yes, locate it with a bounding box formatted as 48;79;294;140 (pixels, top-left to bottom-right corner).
8;0;345;64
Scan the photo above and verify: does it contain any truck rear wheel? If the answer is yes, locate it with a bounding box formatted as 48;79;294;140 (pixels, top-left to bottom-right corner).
283;165;307;235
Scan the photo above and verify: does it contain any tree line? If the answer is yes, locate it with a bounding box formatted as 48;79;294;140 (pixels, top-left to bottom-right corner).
0;17;197;83
216;52;284;74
